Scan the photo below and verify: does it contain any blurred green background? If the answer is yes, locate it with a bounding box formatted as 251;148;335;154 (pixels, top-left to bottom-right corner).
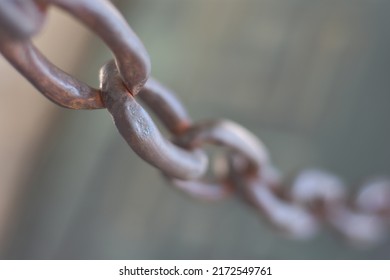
1;0;390;259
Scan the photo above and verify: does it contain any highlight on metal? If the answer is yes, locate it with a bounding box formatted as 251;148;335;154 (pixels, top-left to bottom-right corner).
1;0;389;245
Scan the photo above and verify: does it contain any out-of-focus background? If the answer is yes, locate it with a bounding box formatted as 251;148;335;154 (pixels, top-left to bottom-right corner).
1;0;390;259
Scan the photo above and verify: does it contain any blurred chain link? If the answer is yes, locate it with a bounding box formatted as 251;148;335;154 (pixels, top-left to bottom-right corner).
1;0;389;245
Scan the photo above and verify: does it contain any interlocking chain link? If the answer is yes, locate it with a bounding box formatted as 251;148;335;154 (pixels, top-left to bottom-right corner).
1;0;389;245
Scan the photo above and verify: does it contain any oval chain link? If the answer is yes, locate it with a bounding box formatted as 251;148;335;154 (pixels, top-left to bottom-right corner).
0;0;150;109
1;0;389;245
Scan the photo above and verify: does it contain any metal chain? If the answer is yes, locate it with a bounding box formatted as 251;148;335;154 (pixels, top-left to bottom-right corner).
1;0;389;245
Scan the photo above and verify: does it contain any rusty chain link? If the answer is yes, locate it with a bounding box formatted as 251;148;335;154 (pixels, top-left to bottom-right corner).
1;0;389;246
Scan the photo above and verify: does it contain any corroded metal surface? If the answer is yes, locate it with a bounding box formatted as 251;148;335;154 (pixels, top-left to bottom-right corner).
100;61;208;180
1;0;389;245
0;0;150;109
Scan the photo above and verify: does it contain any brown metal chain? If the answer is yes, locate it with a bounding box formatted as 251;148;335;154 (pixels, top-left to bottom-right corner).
1;0;389;245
